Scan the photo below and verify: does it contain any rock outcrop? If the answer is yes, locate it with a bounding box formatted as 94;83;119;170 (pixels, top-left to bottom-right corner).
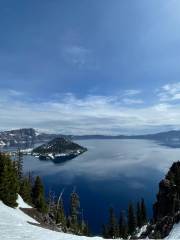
141;161;180;239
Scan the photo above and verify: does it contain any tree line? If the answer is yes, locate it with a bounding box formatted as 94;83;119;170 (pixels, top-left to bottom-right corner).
102;199;147;239
0;151;89;236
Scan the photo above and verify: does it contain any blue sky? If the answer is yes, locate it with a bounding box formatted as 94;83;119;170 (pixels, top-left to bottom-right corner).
1;0;180;134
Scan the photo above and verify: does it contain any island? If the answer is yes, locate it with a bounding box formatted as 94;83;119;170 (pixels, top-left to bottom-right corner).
32;137;87;163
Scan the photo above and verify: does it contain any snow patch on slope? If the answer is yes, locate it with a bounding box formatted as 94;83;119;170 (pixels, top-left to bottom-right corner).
17;194;32;209
0;196;104;240
165;223;180;239
136;225;147;238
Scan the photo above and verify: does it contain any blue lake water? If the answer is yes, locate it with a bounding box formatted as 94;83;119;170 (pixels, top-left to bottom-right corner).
22;139;180;234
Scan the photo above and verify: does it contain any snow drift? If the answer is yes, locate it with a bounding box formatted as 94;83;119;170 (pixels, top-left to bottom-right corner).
0;195;103;240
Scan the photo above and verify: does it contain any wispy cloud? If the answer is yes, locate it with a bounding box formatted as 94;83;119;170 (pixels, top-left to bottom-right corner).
62;45;97;70
157;82;180;102
2;87;180;134
123;89;142;96
122;98;144;105
121;89;143;105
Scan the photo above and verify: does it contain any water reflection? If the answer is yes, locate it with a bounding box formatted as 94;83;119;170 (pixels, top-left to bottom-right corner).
22;139;180;234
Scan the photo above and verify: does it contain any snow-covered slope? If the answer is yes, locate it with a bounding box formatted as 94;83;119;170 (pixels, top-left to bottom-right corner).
165;223;180;239
0;196;103;240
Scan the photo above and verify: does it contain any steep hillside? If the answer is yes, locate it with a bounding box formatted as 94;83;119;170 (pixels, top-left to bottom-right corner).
139;161;180;239
0;195;102;240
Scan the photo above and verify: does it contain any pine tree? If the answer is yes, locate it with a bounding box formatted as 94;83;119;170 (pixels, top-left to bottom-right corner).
136;201;142;228
119;211;128;239
56;198;66;228
32;176;47;213
102;224;109;238
16;149;23;181
108;207;118;238
154;230;161;239
82;222;90;236
128;203;136;235
79;209;89;236
0;153;19;207
141;198;147;225
69;190;80;234
19;177;32;204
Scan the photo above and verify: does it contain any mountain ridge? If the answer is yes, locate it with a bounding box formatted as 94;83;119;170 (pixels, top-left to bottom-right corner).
1;128;180;147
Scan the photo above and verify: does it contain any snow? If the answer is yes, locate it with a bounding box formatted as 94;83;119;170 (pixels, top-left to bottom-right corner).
17;195;32;209
136;225;147;238
35;129;41;136
0;196;106;240
165;223;180;239
0;140;6;146
20;148;33;154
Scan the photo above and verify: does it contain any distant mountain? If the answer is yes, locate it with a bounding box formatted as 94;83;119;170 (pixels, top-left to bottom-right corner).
1;128;180;148
0;128;68;148
72;130;180;147
0;128;36;147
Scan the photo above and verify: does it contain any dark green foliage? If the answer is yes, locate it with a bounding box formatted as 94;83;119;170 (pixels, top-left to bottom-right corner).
81;222;90;236
119;211;128;239
32;176;47;213
33;137;87;155
128;203;136;235
80;211;90;236
0;153;19;207
19;177;32;205
15;149;23;181
102;224;109;238
56;198;66;227
69;191;80;234
141;198;147;225
136;201;142;228
154;230;161;239
108;207;118;238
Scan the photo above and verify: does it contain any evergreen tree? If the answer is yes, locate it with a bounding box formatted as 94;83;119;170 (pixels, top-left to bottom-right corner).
16;149;23;181
82;222;90;236
69;190;80;234
108;207;118;238
19;177;32;204
102;224;109;239
154;230;161;239
79;209;89;236
128;203;136;235
32;176;47;213
141;198;147;225
56;198;66;228
119;211;128;239
0;153;19;207
136;201;142;228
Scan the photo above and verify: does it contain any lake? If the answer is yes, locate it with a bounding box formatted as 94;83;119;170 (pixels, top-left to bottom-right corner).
22;139;180;235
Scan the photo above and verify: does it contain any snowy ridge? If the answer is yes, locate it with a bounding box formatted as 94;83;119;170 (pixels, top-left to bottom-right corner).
165;223;180;239
0;196;105;240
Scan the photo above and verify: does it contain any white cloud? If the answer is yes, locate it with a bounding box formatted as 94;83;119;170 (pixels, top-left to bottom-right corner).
123;89;141;96
1;88;180;134
122;98;143;105
158;82;180;102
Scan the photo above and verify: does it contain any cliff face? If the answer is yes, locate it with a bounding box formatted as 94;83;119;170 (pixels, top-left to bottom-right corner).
0;128;69;148
154;161;180;222
141;162;180;239
0;128;36;147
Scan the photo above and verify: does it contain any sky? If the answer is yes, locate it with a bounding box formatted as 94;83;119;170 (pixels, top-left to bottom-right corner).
1;0;180;134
